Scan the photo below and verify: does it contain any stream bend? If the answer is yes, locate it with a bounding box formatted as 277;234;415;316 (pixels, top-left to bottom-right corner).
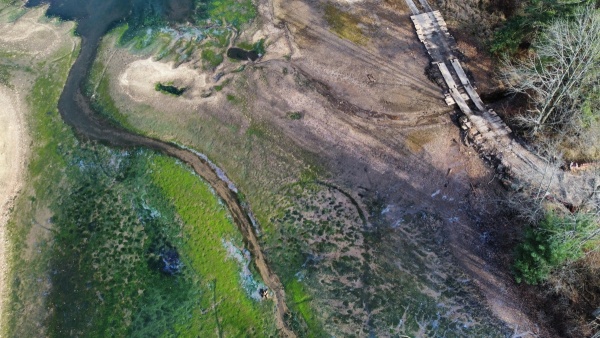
55;27;295;338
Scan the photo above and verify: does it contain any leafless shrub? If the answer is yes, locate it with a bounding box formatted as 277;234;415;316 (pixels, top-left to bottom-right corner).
501;6;600;141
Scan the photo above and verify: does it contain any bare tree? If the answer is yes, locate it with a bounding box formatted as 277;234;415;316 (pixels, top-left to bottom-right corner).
502;6;600;137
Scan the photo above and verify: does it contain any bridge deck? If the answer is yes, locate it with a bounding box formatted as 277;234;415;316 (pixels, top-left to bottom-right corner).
404;0;595;218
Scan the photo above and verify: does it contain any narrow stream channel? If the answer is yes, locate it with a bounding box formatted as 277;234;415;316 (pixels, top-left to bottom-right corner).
26;0;294;335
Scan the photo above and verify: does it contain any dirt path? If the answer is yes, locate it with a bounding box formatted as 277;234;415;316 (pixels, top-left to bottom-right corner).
0;85;28;335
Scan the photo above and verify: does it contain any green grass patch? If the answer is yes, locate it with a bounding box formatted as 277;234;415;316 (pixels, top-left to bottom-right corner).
226;93;238;103
213;78;230;91
0;63;13;86
287;111;303;120
149;156;275;336
44;148;198;337
324;4;367;45
236;41;254;50
237;38;266;55
205;0;257;29
286;279;327;336
246;122;267;138
86;60;141;134
201;48;224;68
155;82;186;96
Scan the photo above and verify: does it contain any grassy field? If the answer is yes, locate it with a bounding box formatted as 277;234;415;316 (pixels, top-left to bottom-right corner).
39;147;275;337
149;155;275;336
323;4;368;45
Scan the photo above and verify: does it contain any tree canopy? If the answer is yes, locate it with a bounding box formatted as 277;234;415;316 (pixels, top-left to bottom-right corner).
491;0;595;55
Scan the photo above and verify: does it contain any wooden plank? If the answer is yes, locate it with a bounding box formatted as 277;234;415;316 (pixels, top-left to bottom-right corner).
450;59;486;112
437;62;472;115
405;0;421;15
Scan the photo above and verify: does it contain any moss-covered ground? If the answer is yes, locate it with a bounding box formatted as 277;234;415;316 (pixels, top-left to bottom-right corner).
116;0;258;68
323;4;368;45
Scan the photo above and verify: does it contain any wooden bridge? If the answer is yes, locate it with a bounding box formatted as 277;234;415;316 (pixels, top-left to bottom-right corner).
404;0;598;207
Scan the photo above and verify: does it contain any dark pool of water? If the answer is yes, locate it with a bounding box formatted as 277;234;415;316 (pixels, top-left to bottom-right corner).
26;0;194;36
227;47;259;61
156;83;186;96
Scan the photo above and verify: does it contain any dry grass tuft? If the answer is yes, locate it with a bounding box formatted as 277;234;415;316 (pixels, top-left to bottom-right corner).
323;4;367;45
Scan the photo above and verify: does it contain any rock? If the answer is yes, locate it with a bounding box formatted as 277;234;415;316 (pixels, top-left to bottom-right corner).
259;288;269;299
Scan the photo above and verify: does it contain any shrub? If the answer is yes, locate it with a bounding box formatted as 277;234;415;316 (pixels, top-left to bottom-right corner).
514;211;599;284
286;111;303;120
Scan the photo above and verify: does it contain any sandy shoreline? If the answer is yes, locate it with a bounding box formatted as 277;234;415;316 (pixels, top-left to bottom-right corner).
0;85;28;334
0;5;76;333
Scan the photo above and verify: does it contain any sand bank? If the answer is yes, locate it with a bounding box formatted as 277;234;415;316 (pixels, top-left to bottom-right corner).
0;85;27;333
0;6;76;332
0;6;73;59
119;58;210;105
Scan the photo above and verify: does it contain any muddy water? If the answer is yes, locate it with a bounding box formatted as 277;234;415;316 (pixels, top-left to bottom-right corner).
26;1;294;336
